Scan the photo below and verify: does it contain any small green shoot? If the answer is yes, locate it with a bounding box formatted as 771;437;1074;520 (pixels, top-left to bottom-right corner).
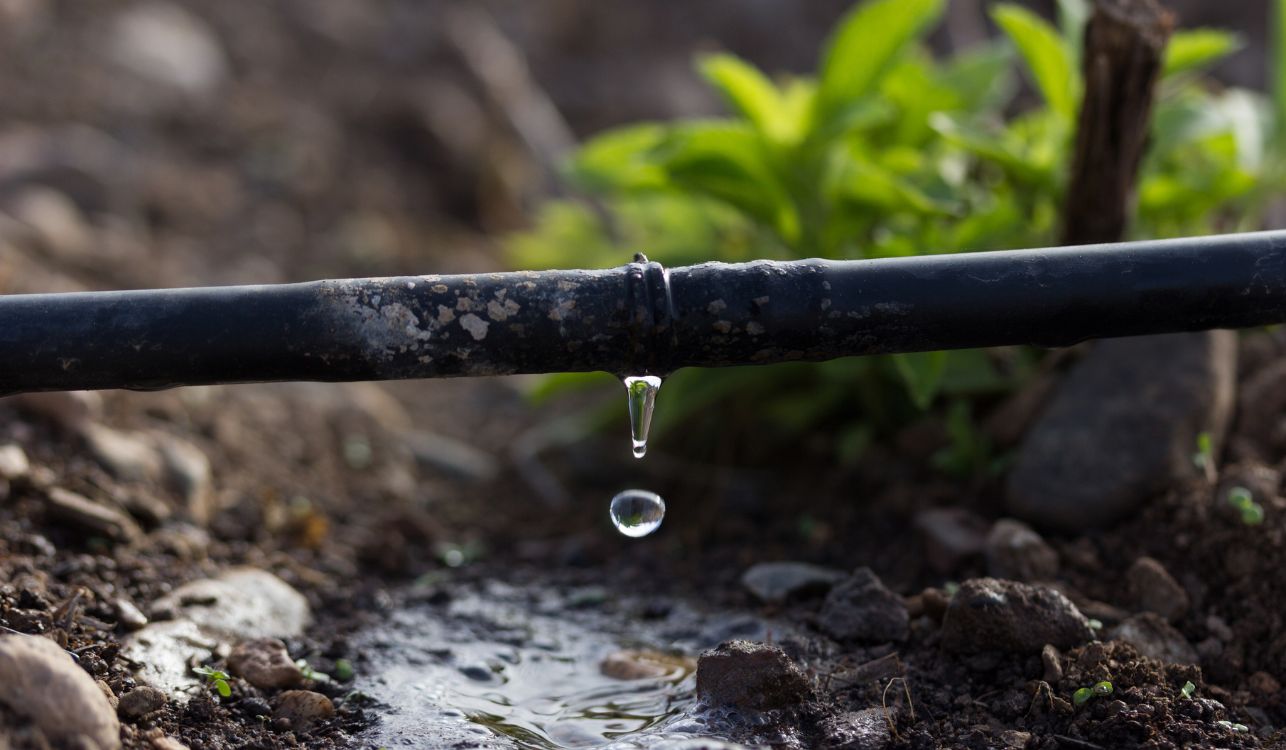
1217;719;1249;732
1192;432;1216;481
335;658;355;681
1181;680;1197;698
296;659;331;683
1227;486;1266;526
1072;680;1113;707
193;666;232;698
1087;618;1103;632
943;581;960;598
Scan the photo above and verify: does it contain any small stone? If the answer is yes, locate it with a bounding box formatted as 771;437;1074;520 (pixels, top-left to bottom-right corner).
599;649;693;681
914;507;988;574
272;690;334;732
1126;557;1189;622
44;487;142;543
0;634;121;749
740;561;846;605
820;708;892;750
1041;644;1064;684
1007;332;1236;531
5;187;90;258
695;641;811;712
818;568;908;643
155;436;213;524
984;519;1059;581
1110;613;1199;665
227;638;304;690
941;579;1094;654
151;738;190;750
97;679;119;710
114;598;149;631
7;390;103;429
1001;730;1033;749
80;424;163;483
121;620;217;699
109;2;228;97
118;685;167;719
1248;671;1281;695
0;443;30;480
149;567;310;641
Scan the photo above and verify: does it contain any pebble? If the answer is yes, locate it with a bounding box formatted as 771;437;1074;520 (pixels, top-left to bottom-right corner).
5;187;90;258
122;620;218;699
151;738;190;750
114;597;149;631
1007;332;1236;531
817;568;908;643
1126;557;1189;622
984;519;1059;581
695;640;811;711
1041;644;1064;684
118;685;167;720
914;507;988;574
940;578;1094;654
1110;613;1199;665
740;561;846;605
149;567;310;641
0;443;30;480
44;486;142;543
820;708;892;749
81;424;164;482
273;690;335;732
228;638;304;690
0;634;121;749
7;390;103;429
155;435;213;524
108;2;228;97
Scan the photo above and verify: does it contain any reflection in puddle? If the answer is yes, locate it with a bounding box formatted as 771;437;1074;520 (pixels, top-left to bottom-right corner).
354;582;777;749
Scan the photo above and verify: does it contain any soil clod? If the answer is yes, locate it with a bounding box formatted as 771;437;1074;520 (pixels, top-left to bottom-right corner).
941;578;1095;654
695;640;811;712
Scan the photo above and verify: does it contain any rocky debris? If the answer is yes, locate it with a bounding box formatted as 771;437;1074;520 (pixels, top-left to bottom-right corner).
81;424;164;482
44;486;142;543
905;587;950;623
272;690;335;732
1007;332;1237;531
150;567;310;641
818;568;908;643
695;641;811;712
940;579;1095;654
117;685;167;720
97;679;119;710
151;738;190;750
114;597;149;631
1110;613;1199;665
227;638;304;690
0;443;30;480
740;561;846;605
1126;557;1189;622
1041;644;1064;684
984;519;1059;581
108;2;228;97
124;569;310;699
914;507;988;574
820;708;892;749
0;634;121;749
155;436;213;523
599;649;693;681
7;390;103;429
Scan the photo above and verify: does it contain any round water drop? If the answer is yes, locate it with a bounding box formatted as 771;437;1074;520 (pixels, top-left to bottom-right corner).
609;490;666;538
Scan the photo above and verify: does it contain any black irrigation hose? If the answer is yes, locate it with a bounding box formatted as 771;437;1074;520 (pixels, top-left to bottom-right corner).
3;231;1286;396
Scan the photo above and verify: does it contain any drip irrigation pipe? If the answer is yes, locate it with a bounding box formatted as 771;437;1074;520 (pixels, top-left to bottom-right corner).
2;231;1286;396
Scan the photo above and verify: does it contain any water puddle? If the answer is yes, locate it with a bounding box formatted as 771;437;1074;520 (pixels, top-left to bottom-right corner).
354;581;789;749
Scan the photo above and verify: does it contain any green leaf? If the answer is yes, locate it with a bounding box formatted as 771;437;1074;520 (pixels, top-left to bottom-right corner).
568;124;668;192
817;0;945;122
892;351;948;409
215;679;231;698
938;42;1016;115
1164;30;1243;78
992;4;1080;122
699;54;808;144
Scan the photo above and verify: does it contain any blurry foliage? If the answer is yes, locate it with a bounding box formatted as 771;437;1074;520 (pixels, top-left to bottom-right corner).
507;0;1286;469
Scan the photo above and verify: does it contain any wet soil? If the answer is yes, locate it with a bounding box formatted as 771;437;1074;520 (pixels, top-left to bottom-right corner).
1;2;1285;749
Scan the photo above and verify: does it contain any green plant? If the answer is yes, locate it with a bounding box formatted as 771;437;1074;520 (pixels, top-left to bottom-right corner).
296;659;331;683
1181;680;1197;698
193;666;232;698
1072;680;1114;706
508;0;1284;464
335;658;355;682
1227;486;1266;526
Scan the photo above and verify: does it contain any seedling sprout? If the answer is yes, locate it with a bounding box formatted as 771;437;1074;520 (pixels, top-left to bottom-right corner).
193;666;232;698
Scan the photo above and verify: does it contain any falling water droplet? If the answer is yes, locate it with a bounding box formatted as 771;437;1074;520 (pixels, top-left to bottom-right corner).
609;490;666;538
623;375;662;458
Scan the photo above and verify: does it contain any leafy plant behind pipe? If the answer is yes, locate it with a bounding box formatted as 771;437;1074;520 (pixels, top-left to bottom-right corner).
507;0;1281;469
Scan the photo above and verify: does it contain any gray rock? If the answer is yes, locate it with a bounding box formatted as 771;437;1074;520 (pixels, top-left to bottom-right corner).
1110;613;1199;665
113;598;149;631
1007;332;1237;531
228;638;303;690
0;444;30;480
985;519;1059;581
273;690;334;731
154;435;213;523
149;567;310;641
117;685;166;719
108;3;228;97
740;561;846;604
818;568;908;643
695;640;811;711
0;634;121;749
1126;557;1189;622
81;424;163;482
941;578;1094;654
5;187;90;259
7;390;103;429
914;507;988;574
120;620;217;699
821;708;892;750
44;487;142;543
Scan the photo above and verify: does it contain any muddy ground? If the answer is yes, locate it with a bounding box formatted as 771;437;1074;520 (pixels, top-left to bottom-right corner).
1;2;1285;749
